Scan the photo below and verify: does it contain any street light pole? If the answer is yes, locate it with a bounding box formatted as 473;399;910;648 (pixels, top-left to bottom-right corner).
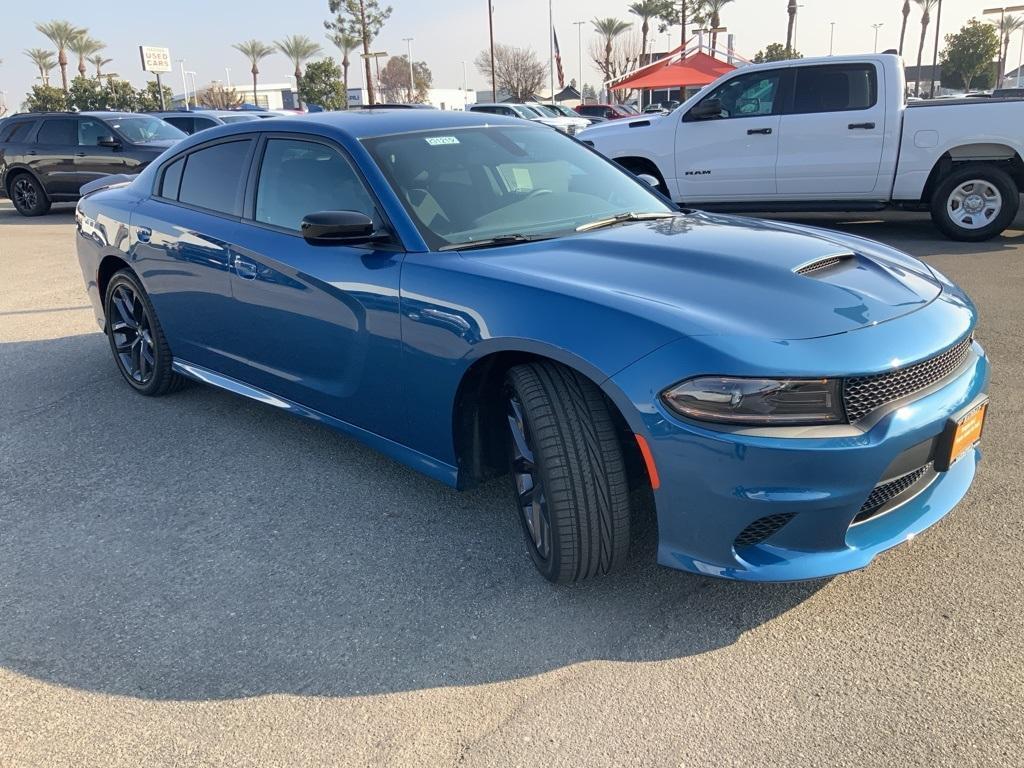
488;0;497;102
872;23;884;53
178;59;188;108
573;20;586;101
403;37;415;102
929;0;943;98
829;22;836;56
225;67;232;88
548;0;554;102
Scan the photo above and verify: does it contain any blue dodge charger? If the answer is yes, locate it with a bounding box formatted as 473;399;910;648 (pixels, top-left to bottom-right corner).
75;109;989;583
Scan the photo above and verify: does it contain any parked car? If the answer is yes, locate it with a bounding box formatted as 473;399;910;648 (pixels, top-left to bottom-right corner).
576;103;633;120
469;102;579;134
991;87;1024;98
524;102;589;132
75;110;988;584
580;53;1024;240
542;102;606;125
358;103;438;109
0;111;185;216
148;109;262;134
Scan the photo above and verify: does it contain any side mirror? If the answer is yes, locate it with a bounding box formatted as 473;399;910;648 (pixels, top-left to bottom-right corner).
688;98;723;121
97;135;121;148
301;210;382;245
636;173;660;188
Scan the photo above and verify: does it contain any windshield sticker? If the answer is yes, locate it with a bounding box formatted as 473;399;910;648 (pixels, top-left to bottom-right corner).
425;136;460;146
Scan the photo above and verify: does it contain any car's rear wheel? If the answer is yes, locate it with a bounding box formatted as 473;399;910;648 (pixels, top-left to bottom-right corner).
504;362;631;583
104;270;184;396
930;164;1019;241
9;173;51;217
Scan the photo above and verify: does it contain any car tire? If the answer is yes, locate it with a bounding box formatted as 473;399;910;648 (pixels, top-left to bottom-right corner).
930;164;1019;242
9;172;51;217
104;269;185;396
504;362;631;583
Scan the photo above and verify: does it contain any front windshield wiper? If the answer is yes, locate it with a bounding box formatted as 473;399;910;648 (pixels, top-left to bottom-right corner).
575;211;679;232
438;233;556;251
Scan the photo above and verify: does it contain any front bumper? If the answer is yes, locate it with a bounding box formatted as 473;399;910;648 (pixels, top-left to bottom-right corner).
611;311;989;582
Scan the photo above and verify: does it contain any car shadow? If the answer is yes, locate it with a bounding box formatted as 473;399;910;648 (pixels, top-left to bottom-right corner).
0;333;825;701
0;201;77;223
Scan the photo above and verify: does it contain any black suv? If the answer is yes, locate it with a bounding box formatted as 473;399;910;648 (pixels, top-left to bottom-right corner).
0;112;185;216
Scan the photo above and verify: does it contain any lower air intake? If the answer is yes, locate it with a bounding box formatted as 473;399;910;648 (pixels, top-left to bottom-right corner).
853;464;932;524
734;513;796;548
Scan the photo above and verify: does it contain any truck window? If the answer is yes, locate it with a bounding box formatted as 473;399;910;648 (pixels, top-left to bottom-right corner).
792;64;877;114
690;70;783;120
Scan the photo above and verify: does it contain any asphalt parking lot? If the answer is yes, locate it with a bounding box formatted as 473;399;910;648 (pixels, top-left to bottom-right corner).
1;200;1022;767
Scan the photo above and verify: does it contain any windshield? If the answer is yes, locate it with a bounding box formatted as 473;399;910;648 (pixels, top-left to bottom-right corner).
363;125;673;249
529;104;559;117
508;104;539;119
108;116;185;143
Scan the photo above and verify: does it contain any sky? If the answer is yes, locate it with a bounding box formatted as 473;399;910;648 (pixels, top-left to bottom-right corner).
0;0;1017;110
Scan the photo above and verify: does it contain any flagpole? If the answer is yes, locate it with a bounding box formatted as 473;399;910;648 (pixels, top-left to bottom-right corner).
549;0;555;101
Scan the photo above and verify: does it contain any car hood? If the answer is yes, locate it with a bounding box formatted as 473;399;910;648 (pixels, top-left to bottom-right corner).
475;212;942;341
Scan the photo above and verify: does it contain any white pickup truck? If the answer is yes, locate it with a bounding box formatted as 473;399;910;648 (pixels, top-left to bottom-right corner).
579;54;1024;241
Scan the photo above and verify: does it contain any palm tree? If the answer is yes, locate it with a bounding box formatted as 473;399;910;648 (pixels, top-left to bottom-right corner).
898;0;911;56
786;0;798;56
34;20;86;91
703;0;735;55
628;1;662;66
69;35;103;80
996;14;1024;81
330;32;361;102
24;48;57;86
274;35;323;108
233;40;276;106
88;54;113;80
592;17;632;102
913;0;938;96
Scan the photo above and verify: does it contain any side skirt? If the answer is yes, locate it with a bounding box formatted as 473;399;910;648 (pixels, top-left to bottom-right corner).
171;359;460;489
687;200;890;213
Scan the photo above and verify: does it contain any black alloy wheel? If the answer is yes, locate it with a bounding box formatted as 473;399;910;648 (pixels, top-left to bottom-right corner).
104;270;184;396
508;393;552;561
10;174;51;216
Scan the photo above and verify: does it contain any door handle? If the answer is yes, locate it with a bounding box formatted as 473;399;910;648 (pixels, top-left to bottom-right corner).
848;122;876;129
136;226;151;243
747;127;773;135
75;152;86;157
27;150;38;156
233;255;258;280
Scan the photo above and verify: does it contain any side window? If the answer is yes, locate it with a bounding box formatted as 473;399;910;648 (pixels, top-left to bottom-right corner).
2;121;35;142
254;138;377;232
78;118;107;146
164;116;194;134
36;118;77;145
176;140;253;216
159;157;185;200
692;71;783;119
193;118;217;131
792;64;878;114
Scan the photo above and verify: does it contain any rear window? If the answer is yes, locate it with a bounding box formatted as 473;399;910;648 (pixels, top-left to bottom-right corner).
792;64;878;114
175;140;252;216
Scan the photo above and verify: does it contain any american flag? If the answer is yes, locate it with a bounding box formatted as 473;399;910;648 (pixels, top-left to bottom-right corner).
553;27;565;89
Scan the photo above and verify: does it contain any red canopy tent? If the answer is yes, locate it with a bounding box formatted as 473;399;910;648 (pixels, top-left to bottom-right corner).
611;50;737;92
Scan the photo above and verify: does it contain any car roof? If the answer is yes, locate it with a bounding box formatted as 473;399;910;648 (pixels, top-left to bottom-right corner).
6;111;141;119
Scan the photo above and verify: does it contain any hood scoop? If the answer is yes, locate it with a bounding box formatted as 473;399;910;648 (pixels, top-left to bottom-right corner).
795;253;855;276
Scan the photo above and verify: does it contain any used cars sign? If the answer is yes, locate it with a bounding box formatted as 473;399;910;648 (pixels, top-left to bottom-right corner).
139;46;172;73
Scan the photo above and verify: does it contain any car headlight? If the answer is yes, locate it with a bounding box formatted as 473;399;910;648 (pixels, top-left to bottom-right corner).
661;376;844;425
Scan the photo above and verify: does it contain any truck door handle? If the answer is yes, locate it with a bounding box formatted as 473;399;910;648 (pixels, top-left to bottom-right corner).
747;127;773;135
848;122;876;129
136;227;152;243
75;152;86;157
27;150;38;156
233;255;258;280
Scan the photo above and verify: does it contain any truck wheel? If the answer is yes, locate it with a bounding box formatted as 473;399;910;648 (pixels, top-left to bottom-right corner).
504;362;631;583
930;165;1019;242
9;173;51;217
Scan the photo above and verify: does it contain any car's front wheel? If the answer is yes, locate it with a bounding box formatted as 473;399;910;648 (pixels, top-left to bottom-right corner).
9;173;51;217
504;362;631;583
104;270;184;396
930;164;1019;241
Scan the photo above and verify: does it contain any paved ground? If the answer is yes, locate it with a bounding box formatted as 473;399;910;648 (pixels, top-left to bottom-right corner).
1;200;1022;767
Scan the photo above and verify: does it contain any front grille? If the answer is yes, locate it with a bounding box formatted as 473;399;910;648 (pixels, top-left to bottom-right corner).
734;513;796;548
853;464;931;524
843;336;973;423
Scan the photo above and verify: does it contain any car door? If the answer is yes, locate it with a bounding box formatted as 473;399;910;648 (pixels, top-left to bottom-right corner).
675;68;785;201
31;117;80;196
74;116;132;188
776;62;886;197
131;137;257;374
218;134;405;438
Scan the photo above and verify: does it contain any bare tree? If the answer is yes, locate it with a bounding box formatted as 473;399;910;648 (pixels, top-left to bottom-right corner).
589;30;643;103
379;55;432;103
474;44;545;101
